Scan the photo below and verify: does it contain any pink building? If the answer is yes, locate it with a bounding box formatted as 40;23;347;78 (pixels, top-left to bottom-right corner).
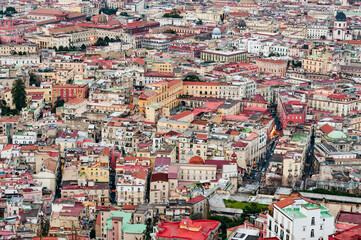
254;59;287;77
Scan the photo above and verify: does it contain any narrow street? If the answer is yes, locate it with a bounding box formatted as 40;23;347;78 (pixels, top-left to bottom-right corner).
244;107;282;184
55;157;64;199
302;126;315;180
109;154;116;204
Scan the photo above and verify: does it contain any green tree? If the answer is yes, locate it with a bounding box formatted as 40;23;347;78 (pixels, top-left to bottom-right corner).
29;72;36;86
196;19;203;25
6;7;16;14
51;97;65;113
164;29;176;34
99;7;118;15
81;44;86;51
58;45;64;51
163;9;182;18
220;13;225;23
90;228;96;239
11;79;27;112
183;74;201;82
96;37;108;46
144;218;152;240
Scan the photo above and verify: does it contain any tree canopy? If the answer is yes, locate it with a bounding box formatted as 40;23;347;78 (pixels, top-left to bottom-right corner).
99;7;118;15
183;74;201;82
11;79;27;112
196;19;203;25
163;9;183;18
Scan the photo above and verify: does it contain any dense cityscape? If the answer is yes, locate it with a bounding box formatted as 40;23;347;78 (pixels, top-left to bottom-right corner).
0;0;360;239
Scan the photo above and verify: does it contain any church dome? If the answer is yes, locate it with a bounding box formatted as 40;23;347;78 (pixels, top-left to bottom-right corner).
238;19;247;28
327;131;347;140
189;156;204;164
212;28;221;35
334;0;341;5
335;11;347;21
98;13;108;24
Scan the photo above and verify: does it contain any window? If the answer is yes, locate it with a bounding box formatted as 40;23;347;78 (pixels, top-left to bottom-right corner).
311;229;314;238
311;217;315;225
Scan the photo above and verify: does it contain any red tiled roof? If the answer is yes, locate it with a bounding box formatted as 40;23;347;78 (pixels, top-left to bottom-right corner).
172;110;193;121
183;81;219;86
156;219;220;240
255;58;287;64
330;224;361;240
187;195;206;204
123;21;159;29
232;142;248;147
132;57;145;65
336;211;361;225
274;198;295;208
144;71;174;77
151;172;168;182
328;93;348;99
122;205;137;210
66;98;86;105
320;124;334;135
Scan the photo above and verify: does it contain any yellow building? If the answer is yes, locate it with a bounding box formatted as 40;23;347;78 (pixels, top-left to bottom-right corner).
0;44;38;56
78;162;109;182
4;89;15;109
51;62;85;77
157;118;190;133
302;54;330;74
139;80;182;113
26;87;53;104
27;35;71;49
146;61;174;73
182;81;219;98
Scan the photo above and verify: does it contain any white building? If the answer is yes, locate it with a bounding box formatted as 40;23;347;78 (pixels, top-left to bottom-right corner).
307;25;329;39
266;197;335;240
247;38;265;55
0;56;41;66
12;131;37;145
270;44;290;57
155;17;185;26
332;12;352;41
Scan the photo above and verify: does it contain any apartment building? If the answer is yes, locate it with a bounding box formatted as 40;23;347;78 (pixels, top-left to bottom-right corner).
116;166;148;206
267;197;334;240
254;58;287;77
308;92;359;117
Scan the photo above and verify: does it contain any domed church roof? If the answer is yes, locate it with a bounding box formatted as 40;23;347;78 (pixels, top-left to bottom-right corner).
189;156;204;164
212;28;221;35
98;13;108;24
335;11;347;21
238;19;247;28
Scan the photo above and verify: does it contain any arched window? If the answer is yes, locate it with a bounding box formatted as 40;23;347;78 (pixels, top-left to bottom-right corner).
310;229;314;238
311;217;315;225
